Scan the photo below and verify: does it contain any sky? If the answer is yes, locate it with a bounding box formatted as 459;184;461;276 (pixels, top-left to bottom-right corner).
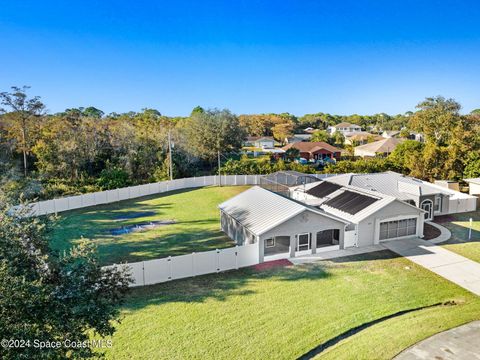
1;0;479;116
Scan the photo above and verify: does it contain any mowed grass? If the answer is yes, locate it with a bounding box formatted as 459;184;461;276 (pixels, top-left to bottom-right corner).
100;251;480;360
438;211;480;262
50;186;249;265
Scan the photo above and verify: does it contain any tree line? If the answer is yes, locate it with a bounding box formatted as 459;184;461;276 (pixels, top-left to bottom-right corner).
1;86;480;200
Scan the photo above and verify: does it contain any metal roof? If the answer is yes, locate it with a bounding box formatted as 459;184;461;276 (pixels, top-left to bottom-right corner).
325;171;448;200
219;186;347;236
291;180;402;223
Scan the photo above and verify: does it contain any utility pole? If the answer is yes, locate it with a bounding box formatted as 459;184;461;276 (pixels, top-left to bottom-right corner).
168;130;173;180
218;150;221;186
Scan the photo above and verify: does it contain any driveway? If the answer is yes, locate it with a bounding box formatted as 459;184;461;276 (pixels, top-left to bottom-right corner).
382;238;480;296
395;321;480;359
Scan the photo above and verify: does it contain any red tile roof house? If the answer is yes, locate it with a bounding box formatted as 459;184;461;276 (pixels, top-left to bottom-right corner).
282;142;342;161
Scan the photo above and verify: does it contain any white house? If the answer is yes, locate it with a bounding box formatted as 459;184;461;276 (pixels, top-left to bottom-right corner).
243;136;275;149
464;178;480;206
327;122;362;136
326;171;477;220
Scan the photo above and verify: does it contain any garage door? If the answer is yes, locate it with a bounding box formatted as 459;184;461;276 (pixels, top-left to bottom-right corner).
379;218;417;241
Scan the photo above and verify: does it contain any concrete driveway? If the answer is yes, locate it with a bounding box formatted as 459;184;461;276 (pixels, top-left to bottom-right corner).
395;321;480;359
382;238;480;296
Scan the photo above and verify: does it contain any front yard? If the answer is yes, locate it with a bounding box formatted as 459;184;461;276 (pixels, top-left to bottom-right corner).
436;211;480;262
101;251;480;360
49;186;249;265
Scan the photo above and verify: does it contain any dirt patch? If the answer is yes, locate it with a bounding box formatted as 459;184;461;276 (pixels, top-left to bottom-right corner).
252;259;292;271
114;211;157;221
424;223;442;240
110;220;176;235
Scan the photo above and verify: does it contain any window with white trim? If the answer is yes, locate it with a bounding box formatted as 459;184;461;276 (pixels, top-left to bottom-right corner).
265;238;275;248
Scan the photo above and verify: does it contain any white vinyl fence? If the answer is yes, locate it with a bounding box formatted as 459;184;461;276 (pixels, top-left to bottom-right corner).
21;173;337;216
21;175;263;216
109;243;260;287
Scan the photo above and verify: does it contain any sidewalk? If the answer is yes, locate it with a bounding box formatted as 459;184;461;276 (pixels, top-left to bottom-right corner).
383;238;480;296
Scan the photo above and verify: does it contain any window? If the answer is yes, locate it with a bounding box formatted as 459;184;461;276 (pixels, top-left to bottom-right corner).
434;196;442;213
379;218;417;240
265;238;275;248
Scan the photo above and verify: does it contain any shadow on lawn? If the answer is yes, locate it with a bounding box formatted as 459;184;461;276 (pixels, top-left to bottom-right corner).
435;212;480;245
123;262;333;310
99;226;235;264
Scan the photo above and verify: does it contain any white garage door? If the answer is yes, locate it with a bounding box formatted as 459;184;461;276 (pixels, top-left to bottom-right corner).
379;218;417;241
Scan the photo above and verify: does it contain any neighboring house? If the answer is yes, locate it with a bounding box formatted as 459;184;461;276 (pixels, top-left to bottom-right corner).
303;127;317;134
282;142;342;160
344;132;383;145
243;136;275;149
408;132;425;142
381;130;401;138
354;138;404;157
327;122;362;136
287;133;312;144
326;171;477;221
464;178;480;206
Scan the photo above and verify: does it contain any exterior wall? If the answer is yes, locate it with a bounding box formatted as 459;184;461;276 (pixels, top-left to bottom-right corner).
255;140;275;148
357;201;424;247
220;211;256;246
470;183;480;196
259;210;346;260
299;150;340;160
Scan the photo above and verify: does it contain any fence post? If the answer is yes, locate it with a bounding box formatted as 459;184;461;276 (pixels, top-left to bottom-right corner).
167;256;172;280
216;249;220;272
192;252;196;277
235;245;239;269
142;261;146;286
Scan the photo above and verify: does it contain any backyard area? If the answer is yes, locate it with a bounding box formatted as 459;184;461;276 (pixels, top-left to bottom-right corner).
99;250;480;359
436;211;480;263
49;186;249;265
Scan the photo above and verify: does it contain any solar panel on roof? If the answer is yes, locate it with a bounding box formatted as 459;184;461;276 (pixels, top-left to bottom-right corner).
306;181;342;198
324;190;378;215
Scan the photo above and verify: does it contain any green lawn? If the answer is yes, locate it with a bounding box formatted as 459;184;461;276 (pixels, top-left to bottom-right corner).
50;186;249;265
100;251;480;360
437;211;480;262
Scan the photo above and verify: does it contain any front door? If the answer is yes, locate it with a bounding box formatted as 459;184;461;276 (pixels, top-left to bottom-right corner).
297;233;310;251
421;200;433;220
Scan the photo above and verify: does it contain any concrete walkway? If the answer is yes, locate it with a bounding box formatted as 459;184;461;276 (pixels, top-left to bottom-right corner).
427;221;452;244
395;321;480;359
383;238;480;296
290;245;384;265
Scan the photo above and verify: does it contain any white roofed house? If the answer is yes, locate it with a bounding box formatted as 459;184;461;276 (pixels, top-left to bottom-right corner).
354;137;404;157
327;122;362;136
218;186;348;262
326;171;477;221
290;181;425;248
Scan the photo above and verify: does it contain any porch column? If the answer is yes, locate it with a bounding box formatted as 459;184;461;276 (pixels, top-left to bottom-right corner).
311;232;317;254
289;235;296;258
258;237;264;263
339;228;345;250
